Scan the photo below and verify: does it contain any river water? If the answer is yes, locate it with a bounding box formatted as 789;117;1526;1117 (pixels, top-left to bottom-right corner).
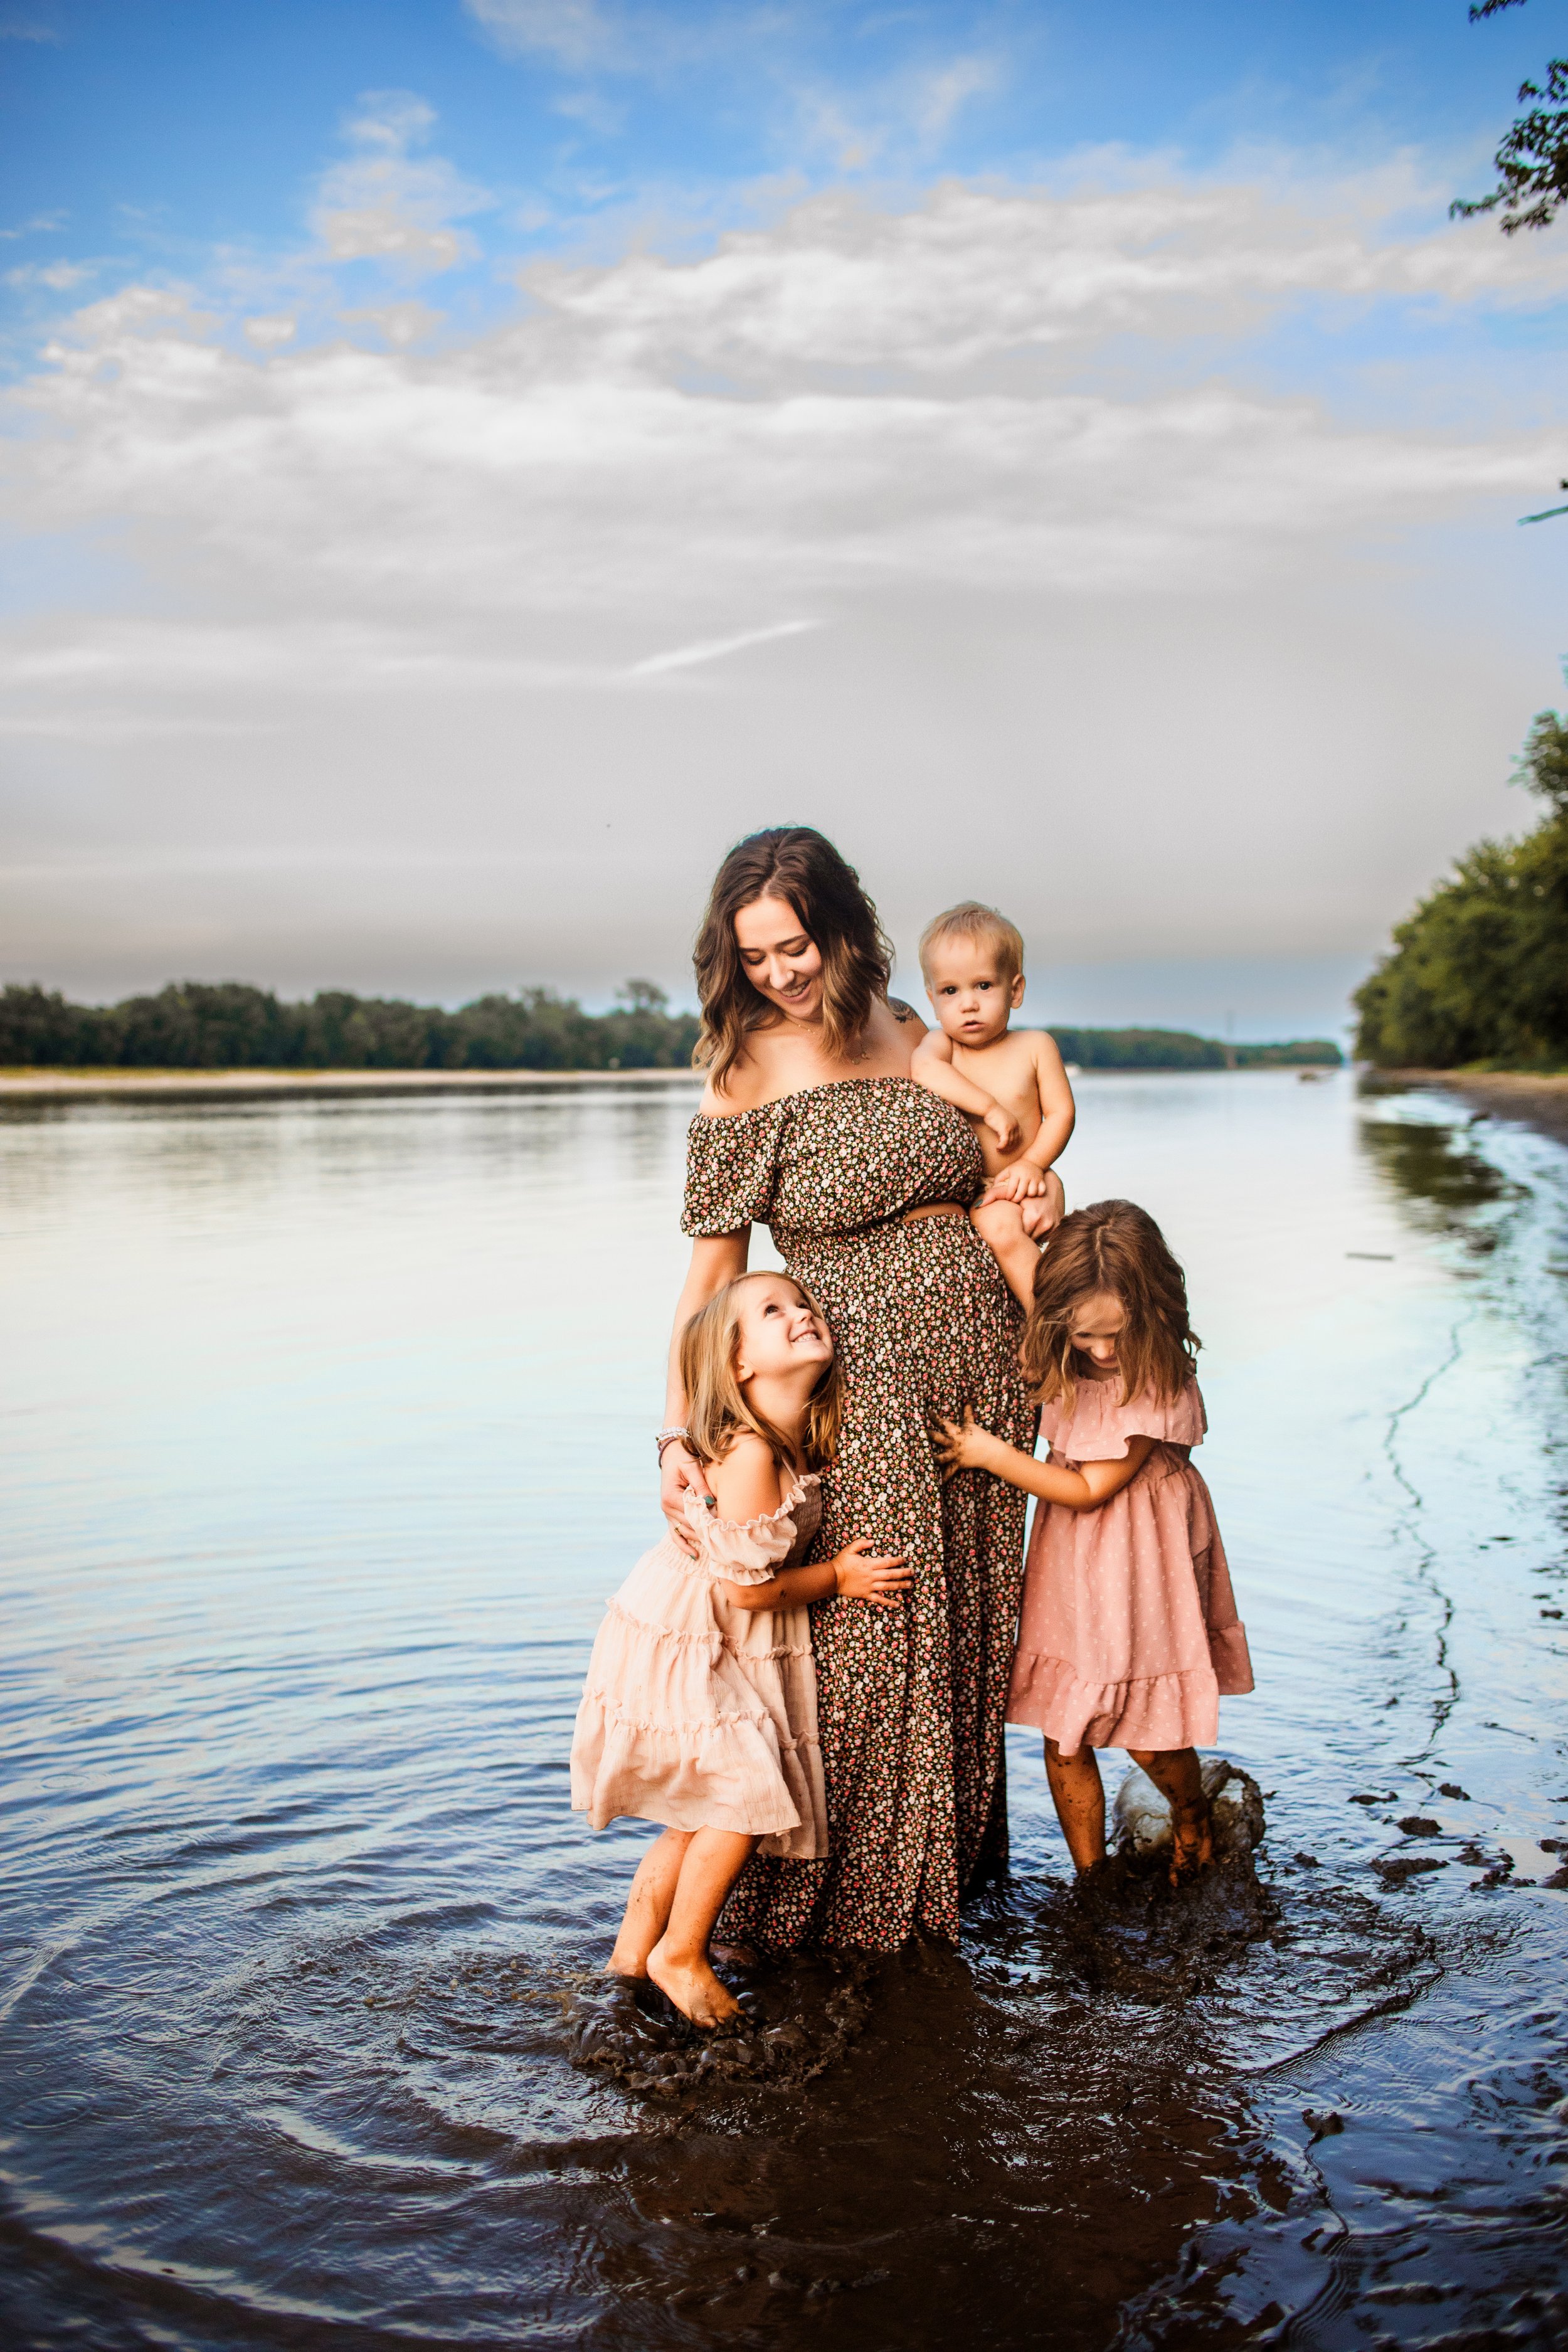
2;1069;1565;2351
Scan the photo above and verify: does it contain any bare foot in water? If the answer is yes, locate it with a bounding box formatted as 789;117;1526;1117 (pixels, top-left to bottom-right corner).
647;1938;743;2026
1169;1801;1214;1887
605;1956;649;1981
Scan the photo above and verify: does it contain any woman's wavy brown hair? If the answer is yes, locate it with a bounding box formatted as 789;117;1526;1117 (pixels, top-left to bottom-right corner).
680;1273;840;1474
1019;1199;1199;1412
692;827;894;1094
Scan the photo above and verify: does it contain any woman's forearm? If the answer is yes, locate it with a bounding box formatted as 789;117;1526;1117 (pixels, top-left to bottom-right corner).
664;1233;750;1421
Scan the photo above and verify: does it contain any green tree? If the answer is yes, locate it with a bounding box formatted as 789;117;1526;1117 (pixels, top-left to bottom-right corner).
1354;708;1568;1065
1453;0;1568;235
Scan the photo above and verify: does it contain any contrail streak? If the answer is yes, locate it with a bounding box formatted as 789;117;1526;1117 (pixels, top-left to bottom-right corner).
628;618;822;678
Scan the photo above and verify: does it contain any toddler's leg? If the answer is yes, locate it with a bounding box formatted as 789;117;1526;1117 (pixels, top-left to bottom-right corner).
1044;1737;1106;1872
1128;1747;1213;1883
609;1827;691;1977
971;1195;1042;1311
649;1829;757;2026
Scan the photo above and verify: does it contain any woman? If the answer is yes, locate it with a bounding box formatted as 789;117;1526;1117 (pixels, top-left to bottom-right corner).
658;827;1051;1952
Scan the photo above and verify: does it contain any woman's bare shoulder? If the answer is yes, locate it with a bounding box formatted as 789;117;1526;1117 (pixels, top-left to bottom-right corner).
697;1028;794;1116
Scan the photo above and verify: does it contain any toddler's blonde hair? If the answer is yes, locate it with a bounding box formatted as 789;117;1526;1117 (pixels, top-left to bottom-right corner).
680;1273;840;1473
918;901;1025;987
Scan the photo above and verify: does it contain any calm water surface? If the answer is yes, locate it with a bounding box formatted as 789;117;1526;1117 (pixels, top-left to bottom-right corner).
3;1071;1566;2349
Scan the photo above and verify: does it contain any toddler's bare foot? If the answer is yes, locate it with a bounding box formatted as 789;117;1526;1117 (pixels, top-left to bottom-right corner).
605;1956;650;1980
647;1939;743;2027
1169;1803;1214;1887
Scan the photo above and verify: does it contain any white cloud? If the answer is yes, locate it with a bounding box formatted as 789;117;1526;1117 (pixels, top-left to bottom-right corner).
309;91;492;278
339;300;443;346
464;0;630;72
529;177;1568;379
5;152;1566;997
7;258;94;292
243;314;297;347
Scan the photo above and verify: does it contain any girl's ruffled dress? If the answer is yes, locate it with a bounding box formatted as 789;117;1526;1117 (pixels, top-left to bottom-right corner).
1006;1379;1253;1756
570;1476;829;1858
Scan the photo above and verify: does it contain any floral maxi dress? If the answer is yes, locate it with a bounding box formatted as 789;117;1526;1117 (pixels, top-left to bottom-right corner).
682;1076;1036;1952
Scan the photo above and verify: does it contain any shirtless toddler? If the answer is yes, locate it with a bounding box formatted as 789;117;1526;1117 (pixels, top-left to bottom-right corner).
910;902;1076;1308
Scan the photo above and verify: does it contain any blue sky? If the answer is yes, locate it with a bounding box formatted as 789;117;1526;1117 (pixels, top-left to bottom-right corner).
4;1;1568;1032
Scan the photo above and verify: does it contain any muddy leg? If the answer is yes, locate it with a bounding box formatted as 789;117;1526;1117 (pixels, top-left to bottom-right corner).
609;1828;692;1978
648;1830;757;2026
1045;1737;1107;1873
1128;1747;1213;1883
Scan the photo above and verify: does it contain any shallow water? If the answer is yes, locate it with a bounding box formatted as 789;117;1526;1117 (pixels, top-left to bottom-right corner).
2;1069;1565;2350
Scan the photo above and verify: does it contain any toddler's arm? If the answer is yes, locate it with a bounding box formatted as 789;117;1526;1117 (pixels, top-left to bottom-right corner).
978;1034;1076;1208
930;1410;1153;1510
910;1029;1020;1157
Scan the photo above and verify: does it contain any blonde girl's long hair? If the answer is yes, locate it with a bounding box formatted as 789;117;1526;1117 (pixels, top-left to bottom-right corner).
679;1273;840;1475
1019;1199;1199;1413
692;827;895;1096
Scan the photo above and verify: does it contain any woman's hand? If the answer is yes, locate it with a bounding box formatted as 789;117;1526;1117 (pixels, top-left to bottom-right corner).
660;1440;714;1558
831;1539;913;1606
930;1409;998;1481
982;1103;1021;1157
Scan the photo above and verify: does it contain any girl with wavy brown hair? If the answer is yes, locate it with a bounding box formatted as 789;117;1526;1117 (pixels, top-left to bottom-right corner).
933;1200;1253;1885
657;825;1039;1956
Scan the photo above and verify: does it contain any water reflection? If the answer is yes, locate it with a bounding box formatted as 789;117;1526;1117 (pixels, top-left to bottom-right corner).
1;1073;1565;2350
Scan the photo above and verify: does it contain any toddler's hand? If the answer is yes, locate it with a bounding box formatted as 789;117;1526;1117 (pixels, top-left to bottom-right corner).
930;1408;993;1478
1019;1172;1065;1237
980;1161;1046;1205
832;1539;913;1606
982;1104;1021;1157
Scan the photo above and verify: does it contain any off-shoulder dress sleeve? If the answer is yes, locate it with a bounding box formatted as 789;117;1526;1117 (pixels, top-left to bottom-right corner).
1044;1379;1207;1463
683;1482;808;1585
681;1103;785;1237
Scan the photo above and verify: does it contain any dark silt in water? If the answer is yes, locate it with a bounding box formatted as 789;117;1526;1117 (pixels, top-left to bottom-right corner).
3;1069;1567;2349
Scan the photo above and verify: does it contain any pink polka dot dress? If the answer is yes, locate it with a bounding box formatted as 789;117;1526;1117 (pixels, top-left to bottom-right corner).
1005;1377;1253;1757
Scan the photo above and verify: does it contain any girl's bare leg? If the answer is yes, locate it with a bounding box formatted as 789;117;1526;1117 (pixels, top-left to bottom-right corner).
1045;1737;1106;1873
609;1828;692;1978
1128;1746;1213;1882
648;1830;757;2026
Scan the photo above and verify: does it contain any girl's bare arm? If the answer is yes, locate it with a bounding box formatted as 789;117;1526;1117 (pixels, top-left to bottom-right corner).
932;1412;1154;1510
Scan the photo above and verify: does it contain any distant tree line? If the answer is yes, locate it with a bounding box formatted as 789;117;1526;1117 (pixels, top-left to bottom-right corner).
1;980;1342;1074
0;978;701;1071
1051;1028;1341;1071
1355;709;1568;1067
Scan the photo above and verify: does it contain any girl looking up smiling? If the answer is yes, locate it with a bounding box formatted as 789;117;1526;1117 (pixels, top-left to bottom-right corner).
572;1272;911;2025
933;1200;1253;1884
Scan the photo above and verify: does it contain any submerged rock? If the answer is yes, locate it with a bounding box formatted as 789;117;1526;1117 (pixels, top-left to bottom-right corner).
1111;1757;1266;1862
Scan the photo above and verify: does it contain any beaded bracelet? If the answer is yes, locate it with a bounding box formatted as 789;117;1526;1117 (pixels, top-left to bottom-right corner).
654;1425;691;1460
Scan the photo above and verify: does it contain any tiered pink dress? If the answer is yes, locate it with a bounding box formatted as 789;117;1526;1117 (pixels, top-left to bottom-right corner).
1005;1377;1253;1757
570;1476;830;1858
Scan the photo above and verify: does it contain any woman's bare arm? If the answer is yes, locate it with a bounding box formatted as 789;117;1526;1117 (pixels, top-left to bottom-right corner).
932;1413;1154;1510
660;1231;750;1542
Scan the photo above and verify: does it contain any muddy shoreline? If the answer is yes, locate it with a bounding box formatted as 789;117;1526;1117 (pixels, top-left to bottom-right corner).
1373;1065;1568;1143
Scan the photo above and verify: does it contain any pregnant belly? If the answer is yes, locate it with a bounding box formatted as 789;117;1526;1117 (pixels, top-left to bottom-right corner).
781;1213;1020;1404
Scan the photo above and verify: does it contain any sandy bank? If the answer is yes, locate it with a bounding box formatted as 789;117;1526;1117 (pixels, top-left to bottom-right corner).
0;1067;706;1103
1376;1067;1568;1144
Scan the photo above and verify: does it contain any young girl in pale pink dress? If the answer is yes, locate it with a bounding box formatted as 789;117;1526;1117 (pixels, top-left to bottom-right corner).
933;1198;1252;1882
571;1271;912;2025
